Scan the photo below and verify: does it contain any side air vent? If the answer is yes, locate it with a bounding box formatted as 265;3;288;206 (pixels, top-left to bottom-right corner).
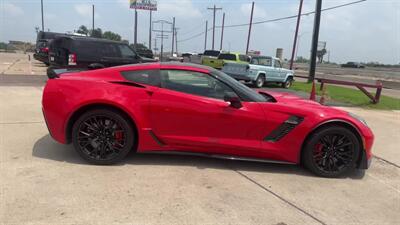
264;116;304;142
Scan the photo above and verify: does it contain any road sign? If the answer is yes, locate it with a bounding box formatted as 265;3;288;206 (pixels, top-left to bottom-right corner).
130;0;157;11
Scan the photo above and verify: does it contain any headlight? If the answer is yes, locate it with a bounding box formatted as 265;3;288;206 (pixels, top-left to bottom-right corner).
348;112;368;127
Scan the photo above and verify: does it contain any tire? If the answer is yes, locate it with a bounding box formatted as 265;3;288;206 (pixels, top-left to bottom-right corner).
253;75;265;88
281;77;293;89
302;126;360;178
72;109;135;165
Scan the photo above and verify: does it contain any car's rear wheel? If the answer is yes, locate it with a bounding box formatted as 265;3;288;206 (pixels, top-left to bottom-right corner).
253;75;265;88
281;77;293;89
302;126;360;177
72;109;135;165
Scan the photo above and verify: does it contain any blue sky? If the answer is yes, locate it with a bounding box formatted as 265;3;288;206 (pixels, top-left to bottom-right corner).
0;0;399;64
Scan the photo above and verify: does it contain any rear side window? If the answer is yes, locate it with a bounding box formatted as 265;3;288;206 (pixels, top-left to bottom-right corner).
218;54;236;60
120;70;160;86
74;41;121;58
239;54;250;62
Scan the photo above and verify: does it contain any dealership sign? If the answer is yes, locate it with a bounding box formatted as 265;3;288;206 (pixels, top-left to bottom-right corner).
130;0;157;11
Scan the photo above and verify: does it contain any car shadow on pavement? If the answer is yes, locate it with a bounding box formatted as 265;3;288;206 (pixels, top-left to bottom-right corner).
32;134;365;179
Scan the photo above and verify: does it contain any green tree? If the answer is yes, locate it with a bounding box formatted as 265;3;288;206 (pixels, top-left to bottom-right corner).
77;25;89;35
102;31;122;41
90;28;103;38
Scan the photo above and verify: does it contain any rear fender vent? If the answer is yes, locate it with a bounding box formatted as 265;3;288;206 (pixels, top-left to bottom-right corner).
264;116;304;142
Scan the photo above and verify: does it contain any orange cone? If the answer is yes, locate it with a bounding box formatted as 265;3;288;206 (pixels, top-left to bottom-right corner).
309;80;316;101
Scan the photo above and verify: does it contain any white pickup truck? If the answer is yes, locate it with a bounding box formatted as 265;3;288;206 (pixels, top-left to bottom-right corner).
222;56;295;88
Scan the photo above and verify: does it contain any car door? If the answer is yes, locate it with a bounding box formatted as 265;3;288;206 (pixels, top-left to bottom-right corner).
149;69;267;156
271;60;282;81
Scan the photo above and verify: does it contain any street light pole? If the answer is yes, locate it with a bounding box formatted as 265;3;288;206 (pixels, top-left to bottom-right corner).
220;13;225;51
289;0;303;70
204;21;208;51
308;0;322;82
134;9;138;45
246;2;255;55
41;0;44;31
92;4;95;31
171;17;175;57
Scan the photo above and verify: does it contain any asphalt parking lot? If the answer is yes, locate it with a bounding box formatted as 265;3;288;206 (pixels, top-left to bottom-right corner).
1;55;400;225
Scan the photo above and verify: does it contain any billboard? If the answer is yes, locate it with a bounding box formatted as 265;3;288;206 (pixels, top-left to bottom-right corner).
130;0;157;11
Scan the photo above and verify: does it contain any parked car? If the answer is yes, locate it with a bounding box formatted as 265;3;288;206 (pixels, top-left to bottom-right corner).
34;39;50;65
42;62;374;177
341;62;365;68
34;31;65;65
222;56;294;88
202;52;250;69
48;36;155;70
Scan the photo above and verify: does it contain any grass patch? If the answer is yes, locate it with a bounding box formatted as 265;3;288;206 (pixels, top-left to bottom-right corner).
290;82;400;110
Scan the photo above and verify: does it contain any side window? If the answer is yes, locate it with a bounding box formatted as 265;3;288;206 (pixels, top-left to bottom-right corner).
160;70;235;100
274;60;282;68
239;54;249;62
251;58;259;65
259;58;272;66
120;70;160;86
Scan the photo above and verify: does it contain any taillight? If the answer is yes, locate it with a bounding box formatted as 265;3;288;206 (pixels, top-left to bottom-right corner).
40;47;49;53
68;53;77;66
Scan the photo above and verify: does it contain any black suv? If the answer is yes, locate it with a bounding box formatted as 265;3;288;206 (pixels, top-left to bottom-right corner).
48;36;155;70
34;31;63;65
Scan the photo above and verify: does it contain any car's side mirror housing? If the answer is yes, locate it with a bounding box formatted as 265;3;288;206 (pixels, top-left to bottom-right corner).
224;92;242;109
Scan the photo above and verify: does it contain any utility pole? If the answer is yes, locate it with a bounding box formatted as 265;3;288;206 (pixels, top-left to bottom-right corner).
153;20;173;62
175;28;179;55
204;21;208;51
134;9;138;45
149;10;152;50
246;2;255;55
41;0;44;31
207;5;222;50
290;0;303;70
92;4;95;31
171;17;175;57
308;0;322;82
220;13;225;50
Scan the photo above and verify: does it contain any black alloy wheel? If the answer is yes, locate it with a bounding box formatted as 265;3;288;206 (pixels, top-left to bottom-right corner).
303;126;360;177
72;109;135;165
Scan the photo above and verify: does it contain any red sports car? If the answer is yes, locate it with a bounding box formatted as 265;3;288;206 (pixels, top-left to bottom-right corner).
42;63;374;177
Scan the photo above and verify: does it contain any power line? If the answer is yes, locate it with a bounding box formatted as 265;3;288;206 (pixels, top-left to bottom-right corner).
177;0;366;43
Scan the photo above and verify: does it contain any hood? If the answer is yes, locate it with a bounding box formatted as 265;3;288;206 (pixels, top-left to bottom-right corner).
258;90;346;116
281;68;294;74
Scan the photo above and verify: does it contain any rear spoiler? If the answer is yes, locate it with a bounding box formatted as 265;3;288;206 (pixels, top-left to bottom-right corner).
47;64;105;79
46;67;84;79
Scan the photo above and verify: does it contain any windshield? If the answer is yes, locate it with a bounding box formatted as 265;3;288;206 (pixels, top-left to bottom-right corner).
203;50;220;57
218;53;236;60
211;69;269;102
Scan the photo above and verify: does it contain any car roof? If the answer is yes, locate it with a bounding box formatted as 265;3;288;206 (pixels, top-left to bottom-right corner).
54;35;125;44
114;62;215;73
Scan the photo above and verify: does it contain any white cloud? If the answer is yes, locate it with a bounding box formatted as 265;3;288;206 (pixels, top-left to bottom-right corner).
158;0;202;18
240;3;267;19
1;3;23;16
74;4;100;18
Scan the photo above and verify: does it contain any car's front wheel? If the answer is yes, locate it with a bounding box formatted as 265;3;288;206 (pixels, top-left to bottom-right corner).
72;109;135;165
302;126;360;177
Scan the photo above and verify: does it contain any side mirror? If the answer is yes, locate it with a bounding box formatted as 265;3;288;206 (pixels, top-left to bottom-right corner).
88;63;105;70
224;92;242;109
